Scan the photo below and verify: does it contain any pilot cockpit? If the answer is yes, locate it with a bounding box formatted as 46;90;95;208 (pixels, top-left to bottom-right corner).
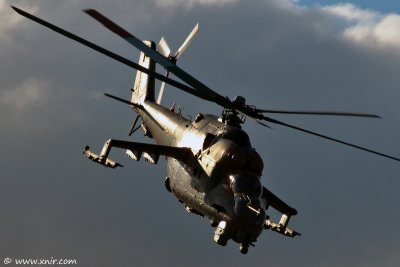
229;171;265;224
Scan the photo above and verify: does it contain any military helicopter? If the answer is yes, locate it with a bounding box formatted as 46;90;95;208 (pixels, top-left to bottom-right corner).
12;6;400;254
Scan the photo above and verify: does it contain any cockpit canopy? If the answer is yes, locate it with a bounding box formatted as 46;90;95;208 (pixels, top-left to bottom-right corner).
229;172;262;199
229;172;265;224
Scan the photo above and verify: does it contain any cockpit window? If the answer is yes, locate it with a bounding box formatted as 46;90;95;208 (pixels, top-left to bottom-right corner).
229;172;262;198
221;129;251;147
203;133;217;149
229;172;265;223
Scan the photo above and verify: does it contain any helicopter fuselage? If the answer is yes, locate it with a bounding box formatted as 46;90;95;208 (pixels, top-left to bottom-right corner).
136;99;266;246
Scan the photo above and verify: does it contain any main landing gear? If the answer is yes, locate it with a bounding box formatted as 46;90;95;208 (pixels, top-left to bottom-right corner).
213;221;253;254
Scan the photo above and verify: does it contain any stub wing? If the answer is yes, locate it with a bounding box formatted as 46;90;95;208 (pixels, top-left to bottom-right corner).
84;139;194;168
262;186;297;216
119;141;193;161
262;186;300;237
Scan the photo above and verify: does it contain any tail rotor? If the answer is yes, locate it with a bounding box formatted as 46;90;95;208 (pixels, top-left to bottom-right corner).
156;23;199;105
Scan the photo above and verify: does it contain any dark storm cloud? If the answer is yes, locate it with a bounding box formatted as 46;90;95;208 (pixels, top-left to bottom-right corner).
1;0;399;266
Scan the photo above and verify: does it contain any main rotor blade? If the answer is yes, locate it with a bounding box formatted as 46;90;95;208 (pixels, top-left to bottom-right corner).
256;109;380;118
260;116;400;162
157;70;169;105
84;10;228;105
11;6;216;102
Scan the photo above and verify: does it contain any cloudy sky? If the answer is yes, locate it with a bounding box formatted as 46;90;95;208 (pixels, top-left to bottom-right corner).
1;0;399;266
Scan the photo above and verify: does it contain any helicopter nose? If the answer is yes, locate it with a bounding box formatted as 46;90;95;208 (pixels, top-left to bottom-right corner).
229;171;266;227
233;195;266;225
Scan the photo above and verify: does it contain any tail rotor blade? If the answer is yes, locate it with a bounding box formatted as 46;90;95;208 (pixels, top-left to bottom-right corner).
158;36;171;58
174;23;199;59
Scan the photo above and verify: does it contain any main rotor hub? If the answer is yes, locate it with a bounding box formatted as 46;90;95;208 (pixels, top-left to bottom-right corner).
221;96;248;126
221;108;244;127
233;96;246;106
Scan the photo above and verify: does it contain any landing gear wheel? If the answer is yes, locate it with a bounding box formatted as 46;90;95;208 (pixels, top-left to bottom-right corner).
214;234;228;246
240;243;249;254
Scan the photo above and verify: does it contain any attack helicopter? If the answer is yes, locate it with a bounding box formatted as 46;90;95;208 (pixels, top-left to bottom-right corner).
12;6;400;254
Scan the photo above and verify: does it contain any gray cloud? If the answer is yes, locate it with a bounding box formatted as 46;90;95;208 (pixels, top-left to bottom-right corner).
1;0;399;266
0;78;48;112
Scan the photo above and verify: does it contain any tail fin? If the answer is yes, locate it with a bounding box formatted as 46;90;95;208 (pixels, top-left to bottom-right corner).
131;40;156;105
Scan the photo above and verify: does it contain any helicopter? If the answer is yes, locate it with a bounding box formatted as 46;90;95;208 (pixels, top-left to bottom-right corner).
12;6;400;254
